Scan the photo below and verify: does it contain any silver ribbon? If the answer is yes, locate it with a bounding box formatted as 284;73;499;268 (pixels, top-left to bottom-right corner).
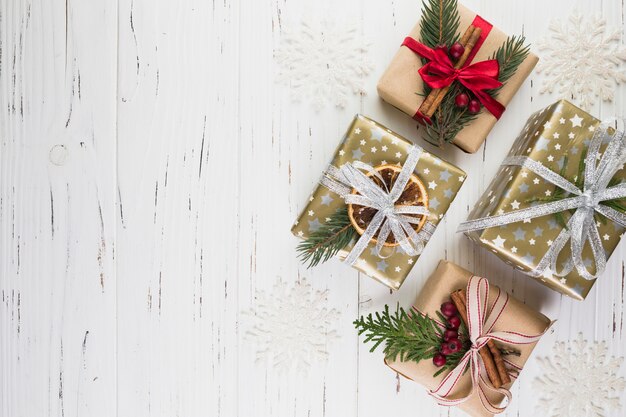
320;145;433;266
458;122;626;280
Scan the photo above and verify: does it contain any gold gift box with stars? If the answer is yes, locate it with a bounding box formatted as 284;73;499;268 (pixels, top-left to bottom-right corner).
292;115;465;290
465;100;625;300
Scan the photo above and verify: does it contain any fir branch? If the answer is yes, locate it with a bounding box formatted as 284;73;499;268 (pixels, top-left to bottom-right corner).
354;305;469;377
488;35;530;93
296;207;358;268
419;0;460;50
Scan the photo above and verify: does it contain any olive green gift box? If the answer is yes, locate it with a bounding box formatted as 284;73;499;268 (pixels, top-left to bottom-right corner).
292;115;465;290
464;100;625;300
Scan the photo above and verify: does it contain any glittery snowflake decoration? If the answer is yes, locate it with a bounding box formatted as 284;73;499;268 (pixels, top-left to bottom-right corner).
243;278;339;374
275;18;373;110
534;333;625;417
537;11;626;110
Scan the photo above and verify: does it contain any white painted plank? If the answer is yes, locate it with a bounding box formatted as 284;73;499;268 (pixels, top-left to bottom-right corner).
0;0;117;416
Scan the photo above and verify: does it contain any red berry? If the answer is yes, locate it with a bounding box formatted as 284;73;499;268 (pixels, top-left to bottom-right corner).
441;301;458;318
449;42;465;60
454;93;469;108
447;315;461;329
446;338;463;354
433;353;447;367
443;329;458;341
468;99;481;114
440;343;453;356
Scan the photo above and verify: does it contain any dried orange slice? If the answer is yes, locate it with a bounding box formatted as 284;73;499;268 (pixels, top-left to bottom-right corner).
348;164;429;247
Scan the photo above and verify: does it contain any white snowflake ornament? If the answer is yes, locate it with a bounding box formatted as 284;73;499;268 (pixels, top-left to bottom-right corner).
275;19;373;110
537;11;626;110
243;278;339;374
534;333;625;417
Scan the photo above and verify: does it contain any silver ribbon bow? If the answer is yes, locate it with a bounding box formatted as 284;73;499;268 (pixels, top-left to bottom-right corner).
458;122;626;280
321;145;433;266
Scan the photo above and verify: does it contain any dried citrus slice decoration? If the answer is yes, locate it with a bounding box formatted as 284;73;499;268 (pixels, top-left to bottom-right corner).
347;164;429;247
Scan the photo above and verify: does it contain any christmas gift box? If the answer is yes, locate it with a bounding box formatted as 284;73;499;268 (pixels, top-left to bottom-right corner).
355;260;552;417
458;100;626;300
377;0;538;153
292;115;465;290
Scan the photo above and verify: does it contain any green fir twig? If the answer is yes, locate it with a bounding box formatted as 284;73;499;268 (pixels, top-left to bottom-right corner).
296;207;358;268
418;0;531;146
354;305;469;378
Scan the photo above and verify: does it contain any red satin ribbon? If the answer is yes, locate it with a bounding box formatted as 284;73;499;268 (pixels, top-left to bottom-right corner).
403;15;505;123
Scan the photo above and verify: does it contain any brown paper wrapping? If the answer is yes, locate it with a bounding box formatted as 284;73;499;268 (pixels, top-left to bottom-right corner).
465;100;626;300
377;3;538;153
386;260;551;417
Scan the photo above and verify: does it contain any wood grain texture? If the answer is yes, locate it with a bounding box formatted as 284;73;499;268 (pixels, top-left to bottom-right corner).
1;0;625;416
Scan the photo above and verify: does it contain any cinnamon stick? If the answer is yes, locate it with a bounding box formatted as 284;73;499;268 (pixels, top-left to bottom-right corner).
418;25;483;119
450;289;502;388
457;288;511;386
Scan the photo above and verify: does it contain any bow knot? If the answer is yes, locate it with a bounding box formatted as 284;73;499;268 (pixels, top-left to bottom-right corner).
429;276;549;414
319;146;434;266
402;37;506;120
582;190;600;209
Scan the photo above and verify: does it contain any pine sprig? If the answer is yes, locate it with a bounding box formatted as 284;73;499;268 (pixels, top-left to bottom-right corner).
419;0;460;50
488;35;530;90
354;305;469;377
296;207;358;268
418;9;531;146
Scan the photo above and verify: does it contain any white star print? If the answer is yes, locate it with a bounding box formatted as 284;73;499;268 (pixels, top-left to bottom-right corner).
492;235;506;248
381;145;388;151
309;196;315;201
308;210;314;216
553;132;560;139
543;121;552;129
530;238;536;245
428;181;438;190
533;178;540;185
588;125;595;132
497;209;504;215
547;240;553;246
521;172;528;178
603;234;610;240
459;176;465;182
370;147;377;153
559;117;566;124
511;200;521;210
395;152;402;158
545;190;552;196
555;144;561;150
359;139;366;145
407;259;413;265
395;266;401;272
559;278;567;284
512;246;518;253
381;160;387;165
339;150;345;156
354;128;361;134
297;230;304;237
568;132;575;139
423;168;430;174
570;114;583;127
547;155;555;162
391;138;398;145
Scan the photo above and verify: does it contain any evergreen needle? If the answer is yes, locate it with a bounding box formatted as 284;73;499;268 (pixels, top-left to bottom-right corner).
296;207;358;268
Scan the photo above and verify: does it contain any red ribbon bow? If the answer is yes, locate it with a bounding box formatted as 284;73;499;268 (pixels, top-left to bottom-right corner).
402;36;505;121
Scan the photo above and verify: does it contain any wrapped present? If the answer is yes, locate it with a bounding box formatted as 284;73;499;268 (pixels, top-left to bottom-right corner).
459;100;626;300
355;260;552;417
377;0;538;153
292;115;465;290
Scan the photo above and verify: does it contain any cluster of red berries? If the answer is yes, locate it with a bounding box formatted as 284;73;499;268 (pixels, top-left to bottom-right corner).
432;301;463;368
446;41;482;115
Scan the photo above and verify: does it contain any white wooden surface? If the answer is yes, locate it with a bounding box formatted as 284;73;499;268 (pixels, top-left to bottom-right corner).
1;0;624;416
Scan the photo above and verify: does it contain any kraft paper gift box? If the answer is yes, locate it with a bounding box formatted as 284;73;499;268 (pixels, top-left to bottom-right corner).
377;3;538;153
462;100;626;300
386;260;551;417
292;115;465;290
